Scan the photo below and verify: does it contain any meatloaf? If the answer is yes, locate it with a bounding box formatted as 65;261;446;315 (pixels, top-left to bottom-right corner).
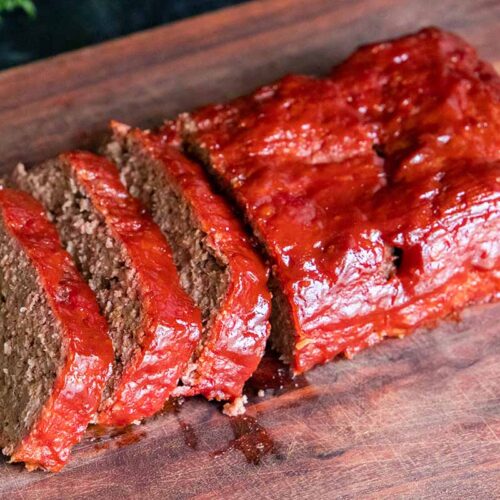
14;152;202;426
106;121;271;411
181;27;500;374
0;188;113;471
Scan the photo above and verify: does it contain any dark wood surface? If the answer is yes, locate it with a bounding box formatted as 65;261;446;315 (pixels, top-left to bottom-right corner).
0;0;499;498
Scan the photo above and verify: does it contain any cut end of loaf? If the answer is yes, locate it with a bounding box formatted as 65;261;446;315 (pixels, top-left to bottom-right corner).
0;217;63;461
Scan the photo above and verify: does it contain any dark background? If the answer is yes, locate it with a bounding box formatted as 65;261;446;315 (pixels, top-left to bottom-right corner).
0;0;247;70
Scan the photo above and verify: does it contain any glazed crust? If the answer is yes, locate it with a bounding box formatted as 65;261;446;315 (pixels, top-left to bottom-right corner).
110;123;271;401
61;152;202;426
183;28;500;373
0;188;113;472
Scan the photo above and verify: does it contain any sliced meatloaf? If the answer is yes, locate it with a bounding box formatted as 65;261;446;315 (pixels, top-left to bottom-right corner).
0;188;113;471
15;152;202;426
106;121;271;410
181;28;500;374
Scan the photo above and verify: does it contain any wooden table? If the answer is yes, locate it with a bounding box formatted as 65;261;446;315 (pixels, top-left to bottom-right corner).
1;0;499;498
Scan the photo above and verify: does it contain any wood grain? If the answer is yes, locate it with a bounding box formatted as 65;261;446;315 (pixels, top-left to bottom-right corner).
0;0;499;498
1;304;499;499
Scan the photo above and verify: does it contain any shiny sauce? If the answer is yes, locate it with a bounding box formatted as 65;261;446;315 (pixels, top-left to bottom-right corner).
188;27;500;374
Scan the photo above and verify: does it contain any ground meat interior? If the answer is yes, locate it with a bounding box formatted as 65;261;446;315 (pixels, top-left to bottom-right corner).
0;219;62;454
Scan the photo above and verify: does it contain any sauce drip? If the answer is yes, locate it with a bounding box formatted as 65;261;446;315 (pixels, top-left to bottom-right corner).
245;353;309;396
162;397;185;414
87;424;147;451
212;415;276;465
162;397;198;450
178;420;198;450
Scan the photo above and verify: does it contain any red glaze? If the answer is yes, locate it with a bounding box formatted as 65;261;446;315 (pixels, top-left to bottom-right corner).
0;188;113;472
185;28;500;373
61;152;202;426
110;122;271;401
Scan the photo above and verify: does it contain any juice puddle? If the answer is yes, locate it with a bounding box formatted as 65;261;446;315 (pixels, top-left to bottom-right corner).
163;396;198;450
245;353;309;396
212;415;277;465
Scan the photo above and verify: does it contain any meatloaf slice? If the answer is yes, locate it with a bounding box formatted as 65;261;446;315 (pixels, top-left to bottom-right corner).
181;28;500;374
0;188;113;471
106;121;271;411
15;152;202;426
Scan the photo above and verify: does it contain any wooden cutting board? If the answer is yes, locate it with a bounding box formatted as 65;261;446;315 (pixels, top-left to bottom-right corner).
1;0;499;498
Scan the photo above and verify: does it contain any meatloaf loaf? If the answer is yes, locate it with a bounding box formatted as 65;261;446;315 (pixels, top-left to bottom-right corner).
106;121;271;411
15;152;202;426
0;187;113;471
181;27;500;374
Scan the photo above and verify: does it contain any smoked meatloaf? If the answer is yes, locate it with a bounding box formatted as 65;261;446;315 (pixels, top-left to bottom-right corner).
106;121;271;409
0;187;113;471
15;152;202;426
181;27;500;374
